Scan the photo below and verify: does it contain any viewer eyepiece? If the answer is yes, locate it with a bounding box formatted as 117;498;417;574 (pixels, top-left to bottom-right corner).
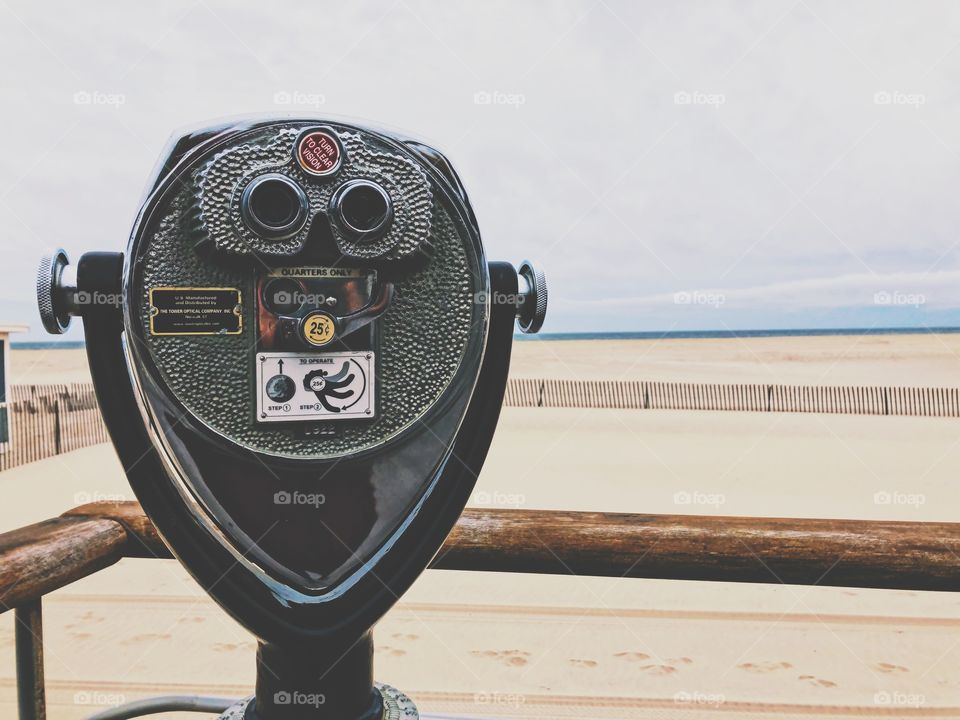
240;174;309;240
330;179;393;240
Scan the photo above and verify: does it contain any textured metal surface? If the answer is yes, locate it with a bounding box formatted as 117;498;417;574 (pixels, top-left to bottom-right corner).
133;124;482;459
378;683;418;720
215;696;252;719
191;126;433;262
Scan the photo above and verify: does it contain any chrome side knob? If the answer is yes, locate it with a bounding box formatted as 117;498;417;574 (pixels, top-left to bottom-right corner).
516;260;547;334
36;249;76;335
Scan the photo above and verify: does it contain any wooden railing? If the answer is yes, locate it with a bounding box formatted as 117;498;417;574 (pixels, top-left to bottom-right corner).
3;502;960;608
2;501;960;718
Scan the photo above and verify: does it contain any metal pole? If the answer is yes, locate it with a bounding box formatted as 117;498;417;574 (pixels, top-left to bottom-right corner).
15;598;45;720
254;633;381;720
83;695;237;719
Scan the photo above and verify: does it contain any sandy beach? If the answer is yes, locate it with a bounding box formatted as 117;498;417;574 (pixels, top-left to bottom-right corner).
3;336;960;718
16;332;960;387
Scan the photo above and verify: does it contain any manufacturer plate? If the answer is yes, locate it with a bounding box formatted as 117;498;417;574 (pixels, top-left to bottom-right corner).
256;351;375;423
149;287;242;335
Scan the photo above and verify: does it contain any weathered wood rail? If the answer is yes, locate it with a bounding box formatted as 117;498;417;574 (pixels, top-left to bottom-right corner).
2;501;960;718
0;502;958;610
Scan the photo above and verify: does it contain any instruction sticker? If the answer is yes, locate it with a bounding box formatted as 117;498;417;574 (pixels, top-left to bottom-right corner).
149;288;242;336
256;351;375;422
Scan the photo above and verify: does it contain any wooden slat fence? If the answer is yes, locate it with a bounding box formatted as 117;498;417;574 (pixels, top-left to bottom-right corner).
0;384;109;472
504;379;960;417
0;380;957;473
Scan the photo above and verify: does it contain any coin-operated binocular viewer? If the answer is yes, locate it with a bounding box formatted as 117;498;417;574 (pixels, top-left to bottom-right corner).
37;118;546;719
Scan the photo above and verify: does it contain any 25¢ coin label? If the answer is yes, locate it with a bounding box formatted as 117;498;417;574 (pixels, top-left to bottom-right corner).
301;311;336;347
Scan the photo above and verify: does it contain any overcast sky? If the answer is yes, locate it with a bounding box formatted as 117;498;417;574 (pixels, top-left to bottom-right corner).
3;0;960;339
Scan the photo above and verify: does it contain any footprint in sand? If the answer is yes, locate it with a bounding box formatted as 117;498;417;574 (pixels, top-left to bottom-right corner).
568;658;598;668
738;661;793;674
212;642;254;653
178;616;205;625
391;633;419;641
638;664;678;676
873;662;909;674
66;611;106;630
613;651;651;662
379;646;406;657
67;631;93;640
121;632;172;645
471;650;530;667
614;652;680;674
670;657;694;665
799;674;837;688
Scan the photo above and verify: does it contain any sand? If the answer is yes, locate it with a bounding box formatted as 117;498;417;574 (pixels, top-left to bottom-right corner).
3;337;960;718
510;333;960;386
15;332;960;386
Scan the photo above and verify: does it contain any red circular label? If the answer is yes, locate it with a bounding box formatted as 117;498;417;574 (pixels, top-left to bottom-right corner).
296;130;341;176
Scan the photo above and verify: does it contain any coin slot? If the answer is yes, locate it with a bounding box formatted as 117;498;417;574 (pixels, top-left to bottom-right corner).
261;278;307;316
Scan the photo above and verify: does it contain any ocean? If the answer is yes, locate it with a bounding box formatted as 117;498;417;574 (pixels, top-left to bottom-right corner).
13;327;960;349
518;327;960;340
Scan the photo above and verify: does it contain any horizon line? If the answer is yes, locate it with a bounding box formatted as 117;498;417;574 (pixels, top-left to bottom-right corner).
13;325;960;349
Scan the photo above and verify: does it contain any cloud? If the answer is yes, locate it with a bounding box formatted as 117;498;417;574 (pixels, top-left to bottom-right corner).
4;1;960;337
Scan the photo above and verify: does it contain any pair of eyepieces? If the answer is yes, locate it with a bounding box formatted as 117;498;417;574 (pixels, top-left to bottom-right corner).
241;174;393;243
